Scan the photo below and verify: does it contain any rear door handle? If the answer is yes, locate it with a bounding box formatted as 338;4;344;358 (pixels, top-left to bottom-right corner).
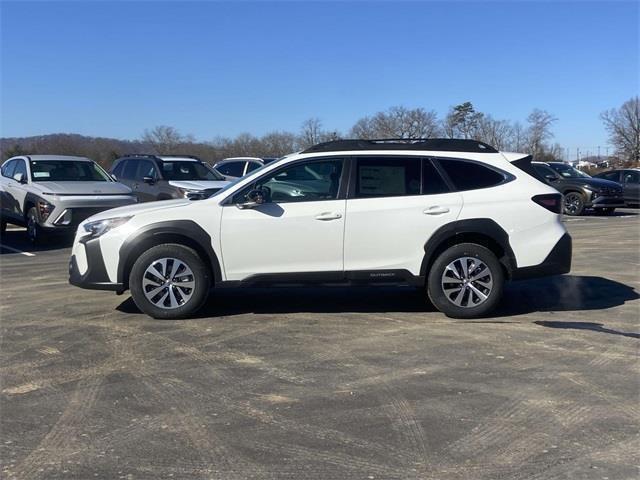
423;206;450;215
315;212;342;221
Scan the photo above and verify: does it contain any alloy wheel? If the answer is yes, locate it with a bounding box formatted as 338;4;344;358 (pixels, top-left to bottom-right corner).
441;256;494;308
142;257;195;309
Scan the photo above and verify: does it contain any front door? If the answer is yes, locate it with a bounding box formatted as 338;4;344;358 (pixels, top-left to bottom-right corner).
623;170;640;204
220;158;346;281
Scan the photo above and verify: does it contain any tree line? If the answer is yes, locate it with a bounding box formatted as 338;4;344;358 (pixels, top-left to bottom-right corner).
2;98;637;168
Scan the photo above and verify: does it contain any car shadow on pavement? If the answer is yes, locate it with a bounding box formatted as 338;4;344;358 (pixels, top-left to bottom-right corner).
0;229;73;254
496;275;639;316
116;275;638;321
534;321;640;339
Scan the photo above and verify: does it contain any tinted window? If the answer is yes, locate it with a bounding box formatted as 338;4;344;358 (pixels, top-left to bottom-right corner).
13;160;27;180
600;171;620;182
136;160;157;181
422;160;450;194
122;160;138;180
161;161;222;181
624;171;639;184
355;157;421;198
246;161;262;173
534;164;557;179
438;159;505;191
217;161;245;177
30;160;111;182
233;159;343;203
1;160;17;178
111;161;125;178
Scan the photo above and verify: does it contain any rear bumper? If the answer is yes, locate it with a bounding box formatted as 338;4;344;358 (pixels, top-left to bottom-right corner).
511;233;572;280
69;236;123;291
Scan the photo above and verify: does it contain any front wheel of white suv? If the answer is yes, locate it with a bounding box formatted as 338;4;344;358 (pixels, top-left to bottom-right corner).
130;244;211;319
427;243;504;319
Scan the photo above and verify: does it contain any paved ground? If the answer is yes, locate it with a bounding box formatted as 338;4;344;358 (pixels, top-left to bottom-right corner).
1;210;639;480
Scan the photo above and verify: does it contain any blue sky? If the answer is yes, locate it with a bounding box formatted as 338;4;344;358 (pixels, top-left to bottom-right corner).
1;1;638;155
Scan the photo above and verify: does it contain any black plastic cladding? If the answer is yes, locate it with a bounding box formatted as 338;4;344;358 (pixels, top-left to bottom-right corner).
302;138;498;154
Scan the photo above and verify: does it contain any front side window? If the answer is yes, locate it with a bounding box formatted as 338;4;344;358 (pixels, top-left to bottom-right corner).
438;159;506;191
13;160;27;180
600;171;620;182
161;161;223;181
216;161;246;177
122;160;138;180
534;164;558;179
29;160;111;182
355;156;421;198
246;161;262;173
233;159;343;203
1;160;17;178
136;160;158;180
623;171;639;184
111;161;125;179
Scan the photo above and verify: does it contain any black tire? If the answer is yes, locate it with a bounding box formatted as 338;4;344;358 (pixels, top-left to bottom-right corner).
26;207;44;245
0;218;6;235
427;243;504;319
563;192;585;216
130;243;211;319
599;207;616;216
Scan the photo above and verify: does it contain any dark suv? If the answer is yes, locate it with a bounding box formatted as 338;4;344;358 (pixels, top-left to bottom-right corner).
110;155;230;202
593;169;640;207
532;161;624;215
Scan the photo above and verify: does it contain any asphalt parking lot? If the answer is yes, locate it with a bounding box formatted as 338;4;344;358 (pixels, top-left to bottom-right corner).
1;211;639;480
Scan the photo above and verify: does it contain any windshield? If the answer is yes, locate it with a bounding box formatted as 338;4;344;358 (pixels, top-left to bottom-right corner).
30;160;111;182
548;163;591;179
160;161;224;181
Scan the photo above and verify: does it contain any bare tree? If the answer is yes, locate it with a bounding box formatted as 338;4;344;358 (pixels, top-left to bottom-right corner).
601;96;640;163
350;106;439;139
475;115;513;150
142;126;194;154
526;109;557;160
299;118;324;148
260;131;297;157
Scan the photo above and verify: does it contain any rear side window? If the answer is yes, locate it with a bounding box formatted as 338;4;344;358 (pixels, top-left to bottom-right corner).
122;160;138;180
1;160;17;178
246;161;261;173
355;157;421;198
624;171;639;184
438;159;505;191
422;159;450;194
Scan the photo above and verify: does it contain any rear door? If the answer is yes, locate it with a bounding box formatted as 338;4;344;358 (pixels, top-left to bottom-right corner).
0;160;18;220
343;156;463;276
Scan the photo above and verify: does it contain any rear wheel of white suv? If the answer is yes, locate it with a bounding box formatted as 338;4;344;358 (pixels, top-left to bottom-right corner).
130;244;211;319
427;243;504;319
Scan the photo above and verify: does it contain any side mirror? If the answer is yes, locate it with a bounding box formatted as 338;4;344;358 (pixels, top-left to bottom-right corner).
237;188;268;209
142;176;155;184
110;173;118;181
13;172;26;184
544;174;557;182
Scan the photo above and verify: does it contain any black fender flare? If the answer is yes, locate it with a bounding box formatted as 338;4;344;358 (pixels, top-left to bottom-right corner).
117;220;222;288
419;218;518;278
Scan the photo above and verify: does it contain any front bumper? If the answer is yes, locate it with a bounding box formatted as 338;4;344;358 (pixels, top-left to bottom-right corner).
43;195;136;229
511;233;572;280
69;236;123;291
587;194;626;209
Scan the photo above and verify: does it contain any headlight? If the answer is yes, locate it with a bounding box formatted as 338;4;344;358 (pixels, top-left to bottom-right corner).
178;188;207;200
37;200;54;221
83;216;132;238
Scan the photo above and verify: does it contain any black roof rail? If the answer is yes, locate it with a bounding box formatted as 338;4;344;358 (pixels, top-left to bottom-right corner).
301;138;498;154
119;154;202;161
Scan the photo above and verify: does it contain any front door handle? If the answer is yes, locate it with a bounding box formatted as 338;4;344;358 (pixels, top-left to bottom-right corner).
423;206;450;215
315;212;342;221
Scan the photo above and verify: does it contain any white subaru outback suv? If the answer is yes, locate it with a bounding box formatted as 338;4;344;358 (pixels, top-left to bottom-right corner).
69;139;571;319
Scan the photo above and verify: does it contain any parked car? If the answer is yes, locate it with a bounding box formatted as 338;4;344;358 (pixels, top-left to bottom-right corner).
70;138;571;320
532;161;625;215
212;157;266;181
593;168;640;207
110;155;230;202
0;155;136;243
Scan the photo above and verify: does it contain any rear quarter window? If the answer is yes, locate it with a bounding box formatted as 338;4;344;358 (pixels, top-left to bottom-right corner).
438;158;506;191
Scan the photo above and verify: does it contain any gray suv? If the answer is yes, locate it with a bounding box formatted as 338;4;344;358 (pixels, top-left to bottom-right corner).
0;155;137;243
110;155;230;202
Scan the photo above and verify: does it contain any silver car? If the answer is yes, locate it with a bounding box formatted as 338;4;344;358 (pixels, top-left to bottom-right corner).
0;155;137;243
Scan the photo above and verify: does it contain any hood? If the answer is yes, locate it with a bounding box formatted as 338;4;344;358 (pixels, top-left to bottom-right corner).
32;181;132;195
168;180;229;191
563;177;622;190
83;198;191;222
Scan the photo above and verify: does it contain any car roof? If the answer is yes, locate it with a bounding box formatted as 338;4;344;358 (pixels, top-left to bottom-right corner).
157;156;200;162
218;157;263;162
26;155;93;162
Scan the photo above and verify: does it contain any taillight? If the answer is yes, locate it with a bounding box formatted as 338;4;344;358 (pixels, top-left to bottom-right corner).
532;194;562;214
